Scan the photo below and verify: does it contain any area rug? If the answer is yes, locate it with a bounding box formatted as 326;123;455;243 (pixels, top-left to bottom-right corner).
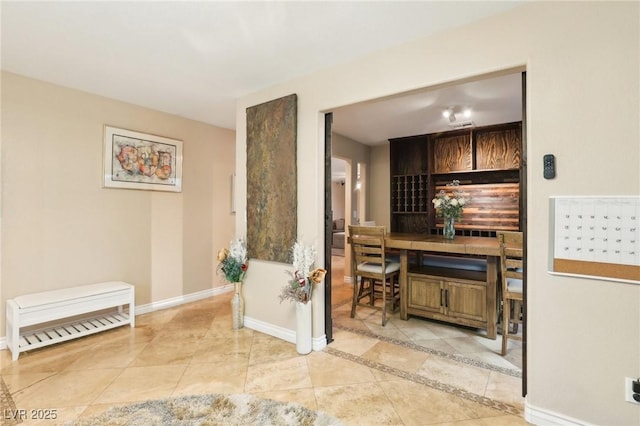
72;393;343;426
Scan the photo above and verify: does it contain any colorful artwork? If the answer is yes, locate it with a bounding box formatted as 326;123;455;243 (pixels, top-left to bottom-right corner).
104;126;183;192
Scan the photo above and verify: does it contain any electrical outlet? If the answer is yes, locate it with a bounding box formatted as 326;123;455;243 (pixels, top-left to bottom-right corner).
625;377;640;404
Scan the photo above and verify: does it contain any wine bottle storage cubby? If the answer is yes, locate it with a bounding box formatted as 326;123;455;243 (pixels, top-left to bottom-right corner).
392;174;429;213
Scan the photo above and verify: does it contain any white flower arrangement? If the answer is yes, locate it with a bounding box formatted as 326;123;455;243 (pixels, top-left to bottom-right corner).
279;241;326;304
216;238;248;283
432;180;468;220
292;241;316;279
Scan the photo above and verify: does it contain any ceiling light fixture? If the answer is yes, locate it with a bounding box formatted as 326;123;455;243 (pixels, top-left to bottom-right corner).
442;109;456;122
443;107;473;124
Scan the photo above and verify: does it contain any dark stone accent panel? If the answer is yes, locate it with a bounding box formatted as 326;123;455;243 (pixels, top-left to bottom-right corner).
246;94;297;263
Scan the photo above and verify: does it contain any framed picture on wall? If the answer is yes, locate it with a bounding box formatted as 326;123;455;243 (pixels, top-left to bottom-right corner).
103;125;183;192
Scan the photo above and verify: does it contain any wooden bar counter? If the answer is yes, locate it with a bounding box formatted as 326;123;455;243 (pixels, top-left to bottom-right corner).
385;233;500;339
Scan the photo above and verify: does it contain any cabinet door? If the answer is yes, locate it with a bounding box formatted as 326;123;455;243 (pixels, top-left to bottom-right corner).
408;276;443;314
445;281;487;322
433;134;472;173
476;127;521;170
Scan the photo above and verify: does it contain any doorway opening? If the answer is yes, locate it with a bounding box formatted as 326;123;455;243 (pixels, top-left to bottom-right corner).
323;69;527;396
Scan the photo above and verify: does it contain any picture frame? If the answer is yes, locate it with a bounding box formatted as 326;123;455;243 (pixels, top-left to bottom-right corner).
103;125;183;192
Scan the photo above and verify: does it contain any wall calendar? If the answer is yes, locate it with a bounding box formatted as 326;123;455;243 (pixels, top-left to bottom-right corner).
549;196;640;284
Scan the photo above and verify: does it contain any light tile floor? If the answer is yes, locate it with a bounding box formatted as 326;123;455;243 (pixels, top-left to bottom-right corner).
1;257;529;425
330;256;523;373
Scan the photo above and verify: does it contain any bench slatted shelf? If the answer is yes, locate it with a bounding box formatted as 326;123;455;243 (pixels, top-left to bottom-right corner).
6;281;134;361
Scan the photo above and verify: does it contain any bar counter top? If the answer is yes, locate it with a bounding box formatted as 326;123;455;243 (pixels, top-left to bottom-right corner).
385;233;500;256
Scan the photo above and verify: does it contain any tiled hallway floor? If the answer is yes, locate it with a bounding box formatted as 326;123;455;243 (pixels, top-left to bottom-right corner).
1;259;528;425
330;255;523;373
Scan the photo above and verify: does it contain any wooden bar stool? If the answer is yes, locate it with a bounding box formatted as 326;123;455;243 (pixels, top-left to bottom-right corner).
348;225;400;326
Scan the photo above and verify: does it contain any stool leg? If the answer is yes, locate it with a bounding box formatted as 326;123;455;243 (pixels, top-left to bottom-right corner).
501;298;510;356
350;275;358;318
381;277;388;326
510;300;522;334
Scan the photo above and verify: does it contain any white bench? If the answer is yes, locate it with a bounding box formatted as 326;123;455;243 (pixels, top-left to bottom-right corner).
6;281;135;361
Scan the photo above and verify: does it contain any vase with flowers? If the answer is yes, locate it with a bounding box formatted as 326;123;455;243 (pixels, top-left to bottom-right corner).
279;241;327;354
217;238;248;329
432;180;468;240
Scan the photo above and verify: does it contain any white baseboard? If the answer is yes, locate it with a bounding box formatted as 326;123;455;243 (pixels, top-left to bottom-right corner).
0;285;235;352
525;397;592;426
244;315;327;352
135;284;232;315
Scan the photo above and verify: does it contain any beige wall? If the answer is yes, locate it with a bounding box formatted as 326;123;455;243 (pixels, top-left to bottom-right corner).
330;181;345;221
1;72;236;332
332;132;371;225
370;144;391;230
332;132;371;277
237;2;639;425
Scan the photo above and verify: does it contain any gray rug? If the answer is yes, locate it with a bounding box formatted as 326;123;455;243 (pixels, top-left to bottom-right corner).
71;394;343;426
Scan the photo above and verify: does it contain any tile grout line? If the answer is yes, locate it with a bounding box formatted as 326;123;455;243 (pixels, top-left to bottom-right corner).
0;375;22;425
333;323;522;378
324;346;522;416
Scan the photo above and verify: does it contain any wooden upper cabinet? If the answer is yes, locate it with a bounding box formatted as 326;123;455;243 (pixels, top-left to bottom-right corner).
433;134;472;173
475;126;521;170
389;121;523;234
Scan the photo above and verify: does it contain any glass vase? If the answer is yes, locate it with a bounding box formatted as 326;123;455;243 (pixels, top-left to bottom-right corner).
443;216;455;240
231;282;244;329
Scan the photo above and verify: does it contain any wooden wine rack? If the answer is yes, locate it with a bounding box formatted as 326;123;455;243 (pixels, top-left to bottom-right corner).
392;174;429;213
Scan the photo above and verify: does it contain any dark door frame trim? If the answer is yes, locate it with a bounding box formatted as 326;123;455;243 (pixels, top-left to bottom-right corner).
521;71;528;397
324;112;334;344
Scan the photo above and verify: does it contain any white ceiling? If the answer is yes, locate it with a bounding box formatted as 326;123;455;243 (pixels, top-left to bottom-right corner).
1;1;523;138
332;71;522;146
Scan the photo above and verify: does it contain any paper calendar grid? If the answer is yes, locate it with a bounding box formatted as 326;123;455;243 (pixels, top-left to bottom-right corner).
554;197;639;266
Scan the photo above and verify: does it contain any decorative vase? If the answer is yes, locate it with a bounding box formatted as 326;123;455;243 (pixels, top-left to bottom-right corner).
443;215;455;240
295;301;312;354
231;282;244;329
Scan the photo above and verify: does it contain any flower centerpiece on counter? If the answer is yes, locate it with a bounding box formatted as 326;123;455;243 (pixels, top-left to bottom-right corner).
279;241;326;305
432;180;468;240
217;238;248;330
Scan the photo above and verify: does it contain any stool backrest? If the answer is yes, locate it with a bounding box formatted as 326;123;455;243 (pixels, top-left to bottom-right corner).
349;225;387;277
497;231;524;293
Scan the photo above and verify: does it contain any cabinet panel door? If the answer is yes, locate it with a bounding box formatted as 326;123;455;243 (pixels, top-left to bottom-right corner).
446;281;487;322
433;135;472;173
408;276;443;314
476;127;521;170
